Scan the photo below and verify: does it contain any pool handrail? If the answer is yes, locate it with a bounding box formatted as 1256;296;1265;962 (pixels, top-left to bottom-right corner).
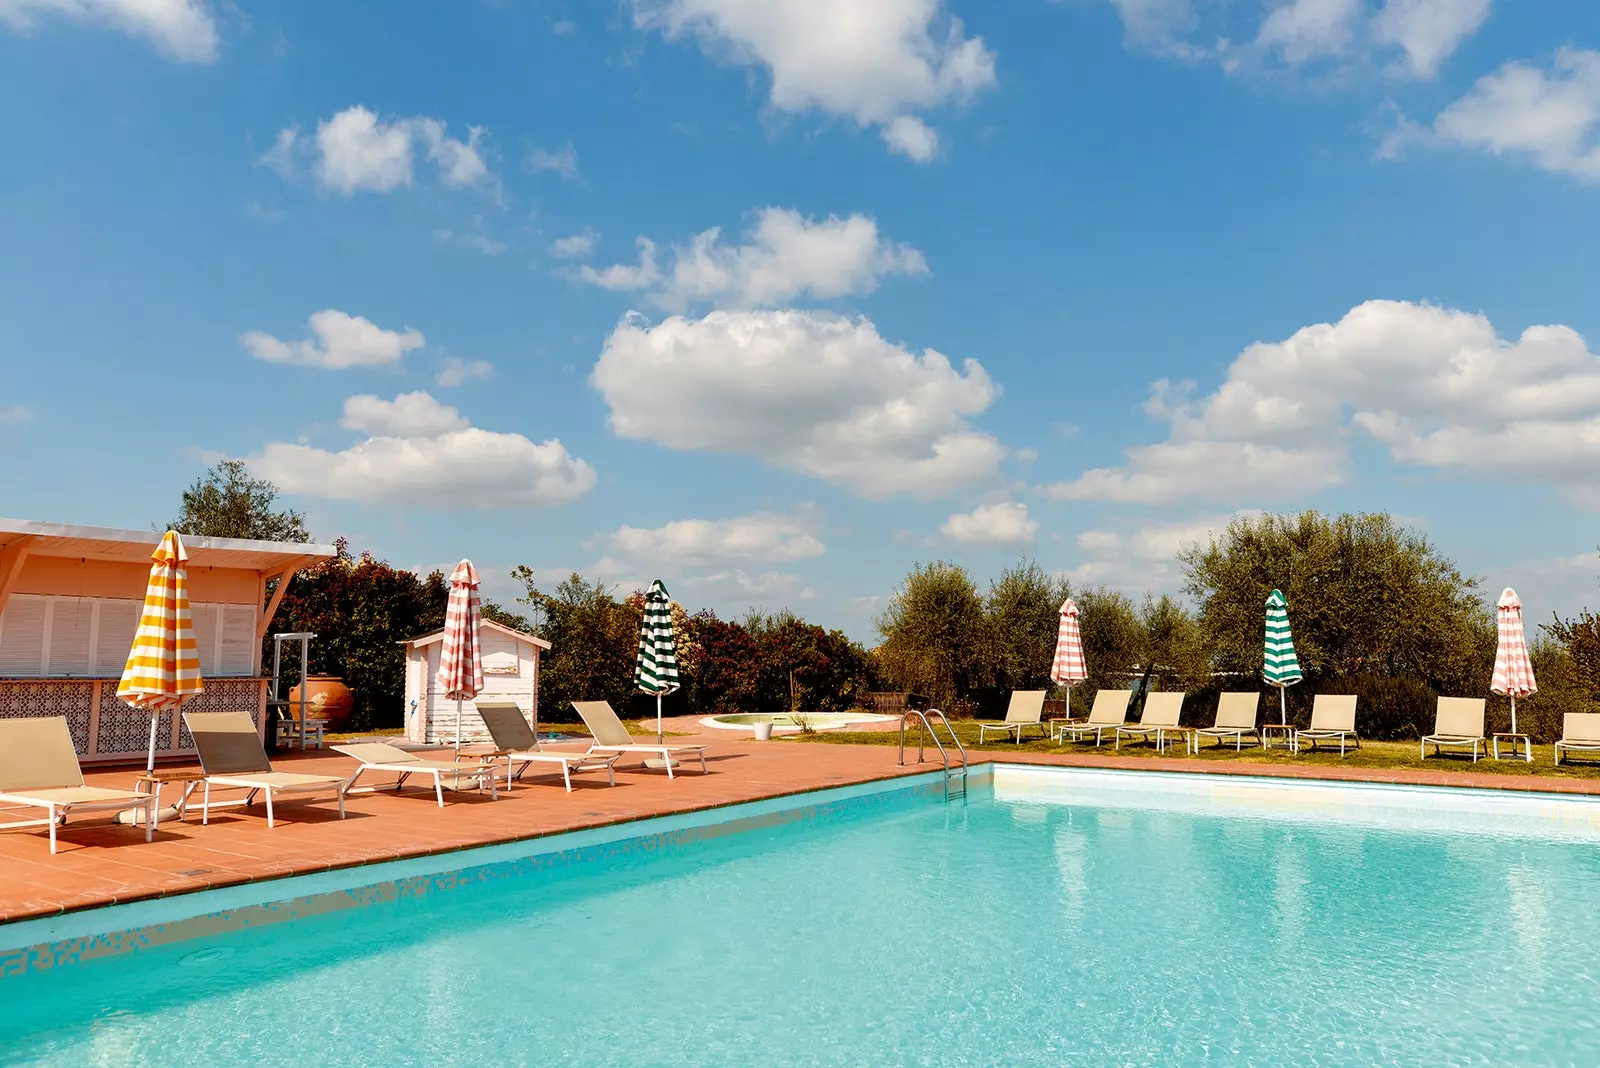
897;708;968;800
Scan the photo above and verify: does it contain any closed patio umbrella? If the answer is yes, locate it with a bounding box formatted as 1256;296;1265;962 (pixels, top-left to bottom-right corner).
1491;587;1537;735
437;560;484;753
1050;597;1088;714
117;530;205;775
636;579;680;748
1263;588;1303;726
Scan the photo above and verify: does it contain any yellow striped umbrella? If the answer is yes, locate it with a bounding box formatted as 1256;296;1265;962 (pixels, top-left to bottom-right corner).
117;530;204;772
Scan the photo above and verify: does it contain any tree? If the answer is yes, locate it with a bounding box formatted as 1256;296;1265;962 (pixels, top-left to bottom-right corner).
686;613;761;713
1180;511;1494;737
1073;586;1143;712
1137;594;1209;692
269;540;448;731
168;460;309;542
874;561;990;709
985;559;1071;694
743;610;872;715
512;568;641;721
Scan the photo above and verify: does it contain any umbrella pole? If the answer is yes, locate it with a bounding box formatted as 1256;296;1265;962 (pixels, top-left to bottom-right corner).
146;713;158;774
657;693;663;746
1279;686;1287;726
455;696;462;753
1510;695;1518;736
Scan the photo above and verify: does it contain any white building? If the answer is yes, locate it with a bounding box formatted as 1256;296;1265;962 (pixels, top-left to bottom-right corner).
401;619;550;745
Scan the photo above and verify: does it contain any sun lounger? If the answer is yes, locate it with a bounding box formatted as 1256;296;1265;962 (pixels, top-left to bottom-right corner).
1420;697;1486;762
1293;695;1360;756
977;690;1048;744
0;717;158;854
331;742;499;806
475;700;619;791
1055;689;1132;746
571;700;710;778
183;710;350;828
1554;713;1600;765
1115;691;1187;752
1195;692;1262;751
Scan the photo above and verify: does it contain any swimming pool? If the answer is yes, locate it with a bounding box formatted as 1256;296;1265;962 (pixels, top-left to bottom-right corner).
5;766;1600;1065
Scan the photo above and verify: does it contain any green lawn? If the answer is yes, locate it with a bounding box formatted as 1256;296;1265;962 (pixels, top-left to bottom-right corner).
794;719;1600;781
323;721;686;744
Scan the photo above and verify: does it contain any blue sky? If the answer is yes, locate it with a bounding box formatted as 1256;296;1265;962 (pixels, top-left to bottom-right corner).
3;0;1599;639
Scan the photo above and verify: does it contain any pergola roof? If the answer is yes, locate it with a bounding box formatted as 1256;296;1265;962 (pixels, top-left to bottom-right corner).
0;518;337;574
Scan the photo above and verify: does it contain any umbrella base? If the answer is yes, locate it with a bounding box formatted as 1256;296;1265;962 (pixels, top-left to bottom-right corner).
643;757;680;770
116;806;181;826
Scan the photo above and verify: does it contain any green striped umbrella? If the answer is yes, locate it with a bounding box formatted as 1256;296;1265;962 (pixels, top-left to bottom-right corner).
636;578;681;745
1263;588;1303;724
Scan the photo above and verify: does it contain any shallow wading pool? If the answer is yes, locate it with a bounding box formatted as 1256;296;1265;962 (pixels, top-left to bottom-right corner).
698;711;895;733
4;766;1600;1065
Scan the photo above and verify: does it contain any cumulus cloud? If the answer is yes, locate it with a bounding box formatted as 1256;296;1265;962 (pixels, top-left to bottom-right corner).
680;569;818;602
940;501;1037;545
597;509;826;567
1390;49;1600;183
551;230;598;258
1067;514;1245;592
251;391;595;510
1039;300;1600;507
0;0;219;62
241;310;424;371
1104;0;1488;80
576;207;927;311
262;106;494;195
634;0;996;160
436;356;494;387
527;143;579;178
594;309;1005;498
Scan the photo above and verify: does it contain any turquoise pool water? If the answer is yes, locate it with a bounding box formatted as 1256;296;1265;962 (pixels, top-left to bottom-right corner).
5;768;1600;1065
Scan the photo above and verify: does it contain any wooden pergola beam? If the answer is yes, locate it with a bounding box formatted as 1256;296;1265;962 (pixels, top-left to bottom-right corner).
0;535;37;619
255;555;317;640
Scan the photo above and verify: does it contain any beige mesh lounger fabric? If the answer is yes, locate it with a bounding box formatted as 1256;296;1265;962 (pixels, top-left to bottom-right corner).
1293;695;1361;756
978;691;1048;745
1115;691;1186;751
1555;713;1600;765
0;717;157;854
475;700;619;791
332;742;499;806
1195;693;1262;751
1420;697;1487;762
571;700;709;779
1055;689;1132;746
184;710;350;828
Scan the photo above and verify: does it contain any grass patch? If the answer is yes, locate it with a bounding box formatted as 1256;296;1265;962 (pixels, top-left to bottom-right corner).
795;720;1600;781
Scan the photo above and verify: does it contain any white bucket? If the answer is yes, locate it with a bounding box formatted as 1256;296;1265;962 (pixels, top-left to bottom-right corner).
752;722;774;741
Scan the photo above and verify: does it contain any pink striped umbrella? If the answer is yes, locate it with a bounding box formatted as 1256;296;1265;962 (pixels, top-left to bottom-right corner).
1491;587;1537;735
437;560;484;752
1050;597;1088;714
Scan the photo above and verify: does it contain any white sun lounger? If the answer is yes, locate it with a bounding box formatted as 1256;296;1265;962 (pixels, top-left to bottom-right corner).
475;700;619;791
571;700;709;779
0;717;158;854
1195;692;1262;751
184;710;350;828
1293;695;1360;756
977;691;1048;744
1115;691;1187;752
1420;697;1486;762
332;742;499;806
1555;713;1600;766
1055;689;1132;746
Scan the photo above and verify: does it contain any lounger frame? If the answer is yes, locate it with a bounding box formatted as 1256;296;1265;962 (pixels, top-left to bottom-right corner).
1555;713;1600;766
1293;695;1361;757
571;701;710;779
1055;690;1132;747
1195;692;1263;751
185;710;351;828
1420;697;1486;763
1115;692;1186;751
0;716;157;854
332;743;499;807
474;700;622;791
977;691;1048;745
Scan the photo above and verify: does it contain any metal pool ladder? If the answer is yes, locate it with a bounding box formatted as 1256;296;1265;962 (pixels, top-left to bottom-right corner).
898;708;968;801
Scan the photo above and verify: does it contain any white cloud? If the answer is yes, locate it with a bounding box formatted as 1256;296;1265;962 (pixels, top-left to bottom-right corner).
551;230;598;258
1039;300;1600;507
1411;49;1600;183
1076;530;1122;553
635;0;996;161
1069;513;1244;593
0;404;28;423
341;392;468;438
597;509;825;567
436;356;495;387
594;309;1005;498
251;392;595;510
434;228;507;255
940;501;1037;545
576;207;928;311
267;106;493;195
0;0;219;62
241;310;424;371
681;569;818;602
1105;0;1488;79
527;143;579;178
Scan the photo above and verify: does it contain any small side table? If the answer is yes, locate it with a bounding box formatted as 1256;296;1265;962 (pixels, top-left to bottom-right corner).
1262;723;1296;751
1492;733;1533;763
1156;726;1197;755
135;770;207;824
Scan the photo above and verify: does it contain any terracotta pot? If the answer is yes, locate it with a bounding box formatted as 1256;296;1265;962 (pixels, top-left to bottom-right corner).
286;676;355;730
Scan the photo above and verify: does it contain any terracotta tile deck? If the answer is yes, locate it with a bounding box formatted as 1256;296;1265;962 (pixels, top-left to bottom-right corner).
5;717;1600;927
